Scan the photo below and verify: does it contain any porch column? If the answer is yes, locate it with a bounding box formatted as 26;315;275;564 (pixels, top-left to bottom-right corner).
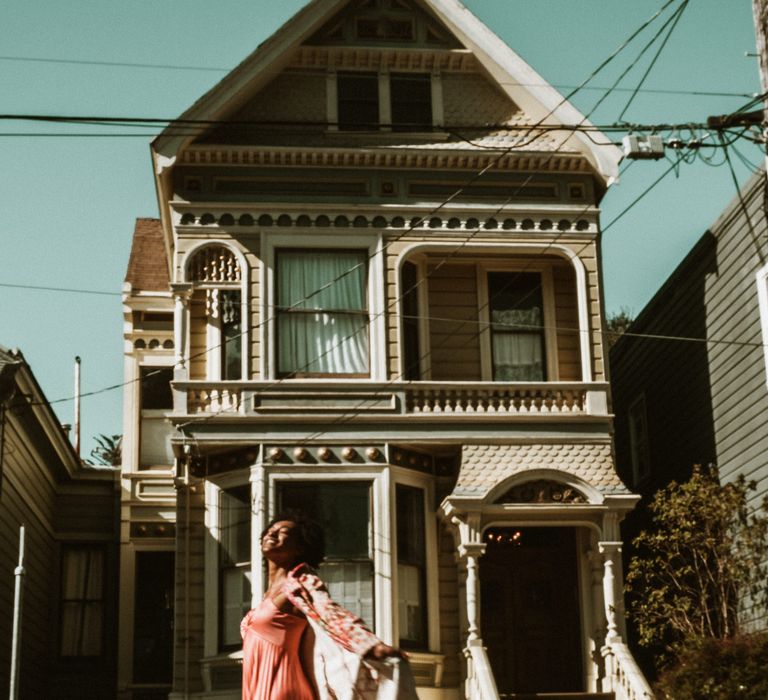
172;283;192;413
458;542;486;642
598;541;623;643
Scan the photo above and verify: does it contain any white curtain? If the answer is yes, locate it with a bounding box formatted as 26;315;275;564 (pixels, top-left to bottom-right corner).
60;548;104;656
491;307;544;380
278;252;369;374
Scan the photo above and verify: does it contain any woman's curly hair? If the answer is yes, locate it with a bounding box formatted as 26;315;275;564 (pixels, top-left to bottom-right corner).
262;510;326;568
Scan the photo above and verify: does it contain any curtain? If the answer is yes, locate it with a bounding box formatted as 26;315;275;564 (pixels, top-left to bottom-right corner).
60;548;104;656
491;305;544;381
278;252;369;375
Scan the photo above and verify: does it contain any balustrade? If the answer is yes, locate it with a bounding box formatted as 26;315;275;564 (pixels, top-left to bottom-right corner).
177;381;602;418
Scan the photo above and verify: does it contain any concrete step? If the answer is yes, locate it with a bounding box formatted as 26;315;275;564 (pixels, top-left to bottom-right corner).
500;694;615;700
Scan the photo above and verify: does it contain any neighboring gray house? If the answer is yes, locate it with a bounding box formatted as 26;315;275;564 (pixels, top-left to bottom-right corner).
0;346;119;698
610;168;768;631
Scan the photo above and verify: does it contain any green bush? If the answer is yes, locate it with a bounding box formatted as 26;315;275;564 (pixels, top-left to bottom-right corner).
655;633;768;700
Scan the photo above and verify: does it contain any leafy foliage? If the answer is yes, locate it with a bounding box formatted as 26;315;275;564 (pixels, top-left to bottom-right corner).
655;633;768;700
605;306;634;349
626;464;768;657
89;433;122;466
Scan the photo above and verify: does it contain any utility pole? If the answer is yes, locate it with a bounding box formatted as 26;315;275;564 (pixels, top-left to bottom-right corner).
752;0;768;166
9;525;25;700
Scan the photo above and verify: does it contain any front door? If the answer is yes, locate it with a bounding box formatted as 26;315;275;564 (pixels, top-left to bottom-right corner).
480;527;583;694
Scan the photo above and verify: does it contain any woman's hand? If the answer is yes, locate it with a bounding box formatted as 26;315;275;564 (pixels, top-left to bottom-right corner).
365;642;407;660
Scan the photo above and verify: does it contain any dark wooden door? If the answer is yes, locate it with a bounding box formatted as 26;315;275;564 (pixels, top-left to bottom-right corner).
480;527;583;694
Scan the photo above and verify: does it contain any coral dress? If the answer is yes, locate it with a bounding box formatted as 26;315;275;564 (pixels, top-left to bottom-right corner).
241;598;316;700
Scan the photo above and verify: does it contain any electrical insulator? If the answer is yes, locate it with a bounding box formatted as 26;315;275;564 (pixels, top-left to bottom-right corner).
622;134;665;160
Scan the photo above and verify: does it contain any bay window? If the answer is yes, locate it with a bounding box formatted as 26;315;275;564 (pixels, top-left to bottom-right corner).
219;485;251;649
276;250;370;377
396;484;427;649
278;481;374;621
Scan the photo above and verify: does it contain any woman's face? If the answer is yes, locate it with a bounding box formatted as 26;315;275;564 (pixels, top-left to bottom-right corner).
261;520;304;564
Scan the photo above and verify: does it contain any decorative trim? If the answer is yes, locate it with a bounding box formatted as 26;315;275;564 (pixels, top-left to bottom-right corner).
290;46;478;72
179;146;589;173
173;209;595;235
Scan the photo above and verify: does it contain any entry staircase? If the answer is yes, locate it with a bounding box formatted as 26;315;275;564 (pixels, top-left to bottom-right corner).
465;640;654;700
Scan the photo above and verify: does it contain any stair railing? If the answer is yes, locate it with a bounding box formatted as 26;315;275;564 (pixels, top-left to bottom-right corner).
464;640;500;700
602;641;654;700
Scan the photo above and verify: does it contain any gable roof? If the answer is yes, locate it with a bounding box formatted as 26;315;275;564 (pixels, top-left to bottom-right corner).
124;218;170;292
152;0;620;185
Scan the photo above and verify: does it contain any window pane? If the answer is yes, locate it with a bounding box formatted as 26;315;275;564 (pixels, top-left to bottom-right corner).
488;272;546;381
140;366;174;409
279;481;370;559
338;72;379;130
318;560;374;622
220;486;252;650
396;485;427;648
277;251;369;376
401;261;421;380
60;547;105;657
221;290;242;380
391;73;432;131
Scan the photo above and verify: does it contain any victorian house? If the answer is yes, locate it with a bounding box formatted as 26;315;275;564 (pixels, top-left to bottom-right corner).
120;1;650;698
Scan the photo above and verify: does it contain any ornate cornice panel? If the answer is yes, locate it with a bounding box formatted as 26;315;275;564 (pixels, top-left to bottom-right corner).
290;46;478;72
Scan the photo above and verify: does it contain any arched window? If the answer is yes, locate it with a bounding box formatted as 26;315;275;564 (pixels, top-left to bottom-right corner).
188;245;244;380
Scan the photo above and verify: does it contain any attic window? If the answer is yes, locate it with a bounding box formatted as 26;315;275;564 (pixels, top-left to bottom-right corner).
391;73;432;131
338;72;379;130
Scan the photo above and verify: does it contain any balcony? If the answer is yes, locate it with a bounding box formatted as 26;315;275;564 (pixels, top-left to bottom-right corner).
172;380;609;420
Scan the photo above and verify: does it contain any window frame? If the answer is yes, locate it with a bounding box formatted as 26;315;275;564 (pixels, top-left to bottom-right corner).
329;69;439;132
59;544;106;659
262;233;386;381
204;472;253;658
183;242;248;382
274;247;371;379
757;262;768;388
477;262;559;382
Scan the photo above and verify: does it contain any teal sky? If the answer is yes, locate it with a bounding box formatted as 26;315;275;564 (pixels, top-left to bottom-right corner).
0;0;762;454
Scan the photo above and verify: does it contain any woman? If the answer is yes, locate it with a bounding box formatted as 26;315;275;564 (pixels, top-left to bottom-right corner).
241;513;409;700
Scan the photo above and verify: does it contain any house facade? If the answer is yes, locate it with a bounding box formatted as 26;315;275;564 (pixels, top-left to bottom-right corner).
0;347;119;698
611;168;768;634
120;1;648;698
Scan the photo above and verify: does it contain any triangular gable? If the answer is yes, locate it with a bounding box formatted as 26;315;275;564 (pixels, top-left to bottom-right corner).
153;0;620;185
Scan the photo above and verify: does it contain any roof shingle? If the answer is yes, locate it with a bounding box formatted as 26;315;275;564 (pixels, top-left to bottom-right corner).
124;218;169;292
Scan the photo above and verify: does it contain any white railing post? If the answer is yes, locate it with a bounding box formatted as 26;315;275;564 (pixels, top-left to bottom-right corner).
598;541;623;643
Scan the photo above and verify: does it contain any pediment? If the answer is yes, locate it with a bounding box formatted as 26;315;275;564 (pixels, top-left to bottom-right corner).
153;0;621;186
305;0;462;49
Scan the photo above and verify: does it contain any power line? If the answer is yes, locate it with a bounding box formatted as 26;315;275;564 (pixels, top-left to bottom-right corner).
0;55;755;99
17;0;692;413
0;282;121;296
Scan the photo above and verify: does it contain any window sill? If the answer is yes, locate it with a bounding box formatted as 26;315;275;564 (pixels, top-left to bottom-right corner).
406;651;446;687
201;651;243;692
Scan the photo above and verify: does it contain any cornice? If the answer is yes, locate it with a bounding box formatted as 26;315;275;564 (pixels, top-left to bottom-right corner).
168;204;598;236
289;46;478;72
178;145;590;174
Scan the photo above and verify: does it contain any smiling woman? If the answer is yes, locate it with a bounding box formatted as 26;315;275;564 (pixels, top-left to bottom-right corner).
240;512;417;700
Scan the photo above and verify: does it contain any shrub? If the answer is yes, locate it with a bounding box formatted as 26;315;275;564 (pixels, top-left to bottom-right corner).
655;633;768;700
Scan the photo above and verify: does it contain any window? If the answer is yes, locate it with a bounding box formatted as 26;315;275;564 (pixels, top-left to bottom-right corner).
60;546;105;657
140;366;174;409
276;250;369;377
338;72;379;130
757;262;768;387
390;73;432;131
133;551;174;683
187;245;244;381
401;261;421;380
335;72;433;131
278;481;374;622
487;271;546;381
219;486;251;649
628;395;651;485
396;485;427;649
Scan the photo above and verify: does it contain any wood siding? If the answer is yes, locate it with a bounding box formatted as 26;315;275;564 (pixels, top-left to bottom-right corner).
553;262;581;381
427;263;482;381
611;170;768;630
